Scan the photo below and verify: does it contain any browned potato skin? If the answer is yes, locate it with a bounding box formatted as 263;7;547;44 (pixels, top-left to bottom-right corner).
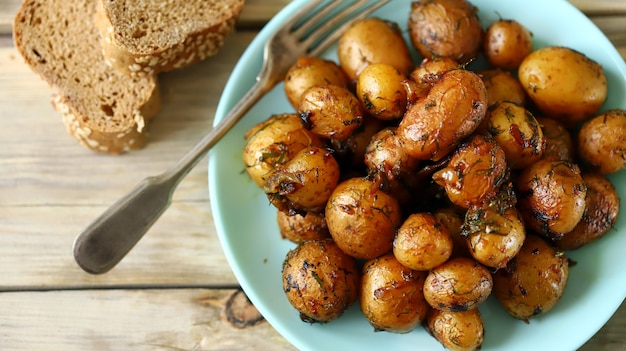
330;116;386;170
360;253;430;333
493;234;569;320
265;146;340;213
393;212;454;271
479;69;527;107
462;206;526;269
356;63;408;120
277;210;330;244
423;257;493;312
485;101;546;169
483;19;533;70
338;18;413;81
325;177;402;259
518;46;607;126
398;69;488;161
537;117;574;162
434;208;472;258
516;159;587;239
408;0;483;64
282;239;360;323
364;127;419;182
557;173;620;250
284;56;349;110
299;84;364;140
408;57;459;99
432;133;508;209
425;308;484;351
578;109;626;174
243;114;324;188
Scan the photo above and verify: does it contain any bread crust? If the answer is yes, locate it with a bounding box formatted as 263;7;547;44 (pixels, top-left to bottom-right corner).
13;0;160;154
96;0;244;76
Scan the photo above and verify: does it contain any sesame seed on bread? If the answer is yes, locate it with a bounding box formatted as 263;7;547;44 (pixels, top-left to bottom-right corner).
13;0;160;154
96;0;245;77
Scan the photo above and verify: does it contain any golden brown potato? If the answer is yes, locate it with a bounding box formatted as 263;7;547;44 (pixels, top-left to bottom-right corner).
360;253;430;333
408;57;459;99
432;133;508;209
493;234;569;320
578;109;626;174
277;210;330;244
516;159;587;239
425;308;484;351
484;101;546;169
537;117;574;162
462;206;526;269
393;212;454;271
483;19;533;70
364;127;419;182
325;177;402;259
408;0;483;64
398;69;488;161
356;63;408;120
284;56;349;109
423;257;493;312
337;18;413;81
282;239;360;323
330;116;386;170
557;173;620;250
265;146;340;213
243;114;323;188
479;69;527;107
518;46;607;126
298;84;364;140
434;208;471;259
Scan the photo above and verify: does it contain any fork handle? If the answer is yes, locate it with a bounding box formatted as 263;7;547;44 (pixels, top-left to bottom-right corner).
73;68;276;275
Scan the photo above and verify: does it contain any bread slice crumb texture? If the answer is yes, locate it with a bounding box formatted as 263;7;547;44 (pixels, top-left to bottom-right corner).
13;0;159;153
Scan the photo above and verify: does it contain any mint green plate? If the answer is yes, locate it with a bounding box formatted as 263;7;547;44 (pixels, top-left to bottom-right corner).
209;1;626;350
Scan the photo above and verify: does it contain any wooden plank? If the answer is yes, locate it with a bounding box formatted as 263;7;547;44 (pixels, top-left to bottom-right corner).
0;288;623;350
0;288;296;351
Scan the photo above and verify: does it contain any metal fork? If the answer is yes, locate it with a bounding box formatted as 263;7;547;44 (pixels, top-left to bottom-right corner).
72;0;389;275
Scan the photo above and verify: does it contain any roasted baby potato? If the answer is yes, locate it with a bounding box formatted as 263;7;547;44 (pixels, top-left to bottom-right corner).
537;117;574;162
325;177;402;259
393;212;454;271
398;69;488;161
493;234;569;320
282;239;360;323
408;57;460;99
360;253;430;333
484;101;546;169
364;127;419;182
298;84;364;140
408;0;483;64
483;19;533;70
337;18;413;81
518;46;607;126
356;63;408;120
461;206;526;269
578;109;626;174
243;113;323;188
330;116;386;170
284;56;349;109
432;133;508;208
479;69;527;107
277;210;330;244
426;308;484;351
515;159;587;239
557;173;620;250
265;146;340;213
434;208;471;259
423;257;493;312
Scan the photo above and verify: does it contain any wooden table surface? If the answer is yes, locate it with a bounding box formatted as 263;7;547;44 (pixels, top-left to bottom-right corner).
1;0;625;350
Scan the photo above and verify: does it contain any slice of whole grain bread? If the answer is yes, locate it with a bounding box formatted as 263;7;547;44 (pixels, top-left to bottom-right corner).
96;0;245;76
13;0;160;154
